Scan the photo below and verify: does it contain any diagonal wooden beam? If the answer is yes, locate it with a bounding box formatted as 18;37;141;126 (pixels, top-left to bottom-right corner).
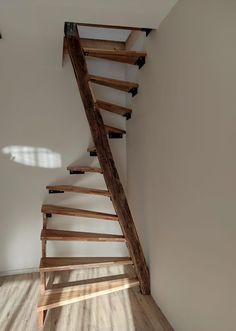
64;22;150;295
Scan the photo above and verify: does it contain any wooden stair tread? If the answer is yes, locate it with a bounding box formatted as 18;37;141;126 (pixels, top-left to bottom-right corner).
83;48;146;66
41;205;118;221
67;165;102;173
96;99;132;117
104;125;126;134
88;74;138;93
38;274;139;311
41;229;126;242
46;185;110;197
40;257;132;272
87;146;96;153
45;274;136;294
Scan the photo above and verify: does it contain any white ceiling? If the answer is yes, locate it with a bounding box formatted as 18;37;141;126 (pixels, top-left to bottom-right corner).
0;0;178;67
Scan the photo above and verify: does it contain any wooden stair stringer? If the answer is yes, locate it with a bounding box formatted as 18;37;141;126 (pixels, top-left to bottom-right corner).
65;22;150;295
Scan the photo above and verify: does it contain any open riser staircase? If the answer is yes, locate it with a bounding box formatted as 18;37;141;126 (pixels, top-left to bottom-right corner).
37;22;152;328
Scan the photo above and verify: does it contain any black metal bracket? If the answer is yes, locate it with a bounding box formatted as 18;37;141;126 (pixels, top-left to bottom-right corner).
46;213;52;218
141;28;152;36
135;56;146;69
108;133;123;139
64;22;78;37
49;190;64;194
129;87;138;97
90;151;97;157
124;113;131;120
69;170;85;175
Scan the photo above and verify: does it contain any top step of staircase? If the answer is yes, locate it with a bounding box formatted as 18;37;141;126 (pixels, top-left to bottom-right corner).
65;22;152;36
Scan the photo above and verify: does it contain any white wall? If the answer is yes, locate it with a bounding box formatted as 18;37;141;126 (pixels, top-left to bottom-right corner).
127;1;236;330
0;0;177;274
0;23;129;273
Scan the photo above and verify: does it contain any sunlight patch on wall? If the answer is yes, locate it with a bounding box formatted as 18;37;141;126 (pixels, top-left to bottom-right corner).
2;146;62;168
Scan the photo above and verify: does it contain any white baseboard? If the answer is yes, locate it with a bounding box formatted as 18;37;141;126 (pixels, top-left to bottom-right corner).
0;267;39;277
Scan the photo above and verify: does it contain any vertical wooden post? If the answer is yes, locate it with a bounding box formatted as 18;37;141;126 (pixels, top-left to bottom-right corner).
41;213;48;293
38;310;47;329
65;22;150;294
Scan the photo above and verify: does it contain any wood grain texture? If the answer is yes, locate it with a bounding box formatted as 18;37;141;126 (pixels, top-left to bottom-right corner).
67;165;102;173
41;204;118;221
44;274;138;295
87;146;96;153
88;74;138;93
81;38;125;50
38;277;139;311
46;185;111;197
83;48;146;65
38;310;47;329
104;125;126;134
65;23;150;294
41;229;126;242
65;37;125;52
96;99;132;117
0;270;174;331
40;257;133;272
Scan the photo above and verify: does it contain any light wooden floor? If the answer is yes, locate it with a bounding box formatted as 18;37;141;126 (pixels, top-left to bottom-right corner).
0;266;173;331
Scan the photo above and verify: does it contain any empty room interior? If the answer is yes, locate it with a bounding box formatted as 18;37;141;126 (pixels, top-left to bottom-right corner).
0;0;235;330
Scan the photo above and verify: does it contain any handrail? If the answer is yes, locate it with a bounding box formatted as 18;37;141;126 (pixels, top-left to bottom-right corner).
64;22;150;295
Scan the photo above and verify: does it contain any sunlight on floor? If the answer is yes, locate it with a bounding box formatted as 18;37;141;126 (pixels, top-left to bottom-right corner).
0;267;164;330
2;146;62;168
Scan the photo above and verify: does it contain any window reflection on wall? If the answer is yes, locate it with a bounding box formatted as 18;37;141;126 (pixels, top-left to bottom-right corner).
2;146;62;168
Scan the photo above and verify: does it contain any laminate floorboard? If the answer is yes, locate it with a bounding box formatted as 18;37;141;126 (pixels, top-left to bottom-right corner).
0;266;173;331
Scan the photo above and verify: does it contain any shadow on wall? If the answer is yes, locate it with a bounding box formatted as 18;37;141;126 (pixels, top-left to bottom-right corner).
2;146;62;169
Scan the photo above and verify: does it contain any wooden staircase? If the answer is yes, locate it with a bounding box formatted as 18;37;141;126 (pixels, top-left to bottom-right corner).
37;22;152;328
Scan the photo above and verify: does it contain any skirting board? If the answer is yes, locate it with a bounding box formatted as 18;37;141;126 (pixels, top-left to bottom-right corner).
0;267;39;277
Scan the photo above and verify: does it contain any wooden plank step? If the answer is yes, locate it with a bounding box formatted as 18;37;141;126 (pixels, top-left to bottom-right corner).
104;125;126;138
64;38;125;56
46;185;110;197
38;275;139;311
96;99;132;119
81;38;125;50
41;205;118;221
87;146;97;156
67;165;102;174
104;125;126;134
83;48;146;68
88;74;139;96
45;274;137;295
40;257;132;272
41;229;125;242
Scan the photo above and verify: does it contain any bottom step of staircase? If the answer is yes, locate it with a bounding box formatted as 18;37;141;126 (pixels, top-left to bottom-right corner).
38;275;139;312
40;257;133;272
